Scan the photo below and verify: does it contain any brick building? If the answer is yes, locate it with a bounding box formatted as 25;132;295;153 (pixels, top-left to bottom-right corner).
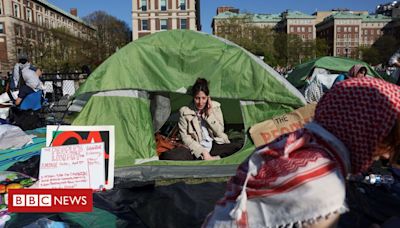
316;12;391;57
377;1;400;39
216;6;238;15
313;10;368;24
0;0;95;73
376;1;400;17
212;9;315;41
277;11;316;41
212;11;281;36
132;0;201;40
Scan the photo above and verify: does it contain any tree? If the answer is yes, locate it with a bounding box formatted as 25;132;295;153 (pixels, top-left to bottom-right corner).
315;38;329;58
83;11;131;66
216;16;330;67
359;46;380;65
372;35;399;65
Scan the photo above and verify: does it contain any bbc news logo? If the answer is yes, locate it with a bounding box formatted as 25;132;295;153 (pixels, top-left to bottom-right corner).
8;189;93;212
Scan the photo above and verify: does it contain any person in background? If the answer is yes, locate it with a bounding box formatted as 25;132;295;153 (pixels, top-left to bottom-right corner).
333;64;367;84
10;53;43;105
204;78;400;228
15;67;43;106
389;48;400;85
304;64;368;103
160;78;241;161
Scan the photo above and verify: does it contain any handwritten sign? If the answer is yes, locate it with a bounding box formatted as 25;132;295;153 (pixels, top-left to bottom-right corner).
46;125;115;189
39;143;105;189
249;104;316;147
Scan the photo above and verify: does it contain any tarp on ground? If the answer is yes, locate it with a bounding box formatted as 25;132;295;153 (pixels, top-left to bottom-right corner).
71;30;306;181
287;56;383;88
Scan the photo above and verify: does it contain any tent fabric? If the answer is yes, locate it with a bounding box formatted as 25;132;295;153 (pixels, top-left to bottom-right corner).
287;56;383;88
72;30;306;180
74;30;304;105
6;207;118;228
93;182;226;228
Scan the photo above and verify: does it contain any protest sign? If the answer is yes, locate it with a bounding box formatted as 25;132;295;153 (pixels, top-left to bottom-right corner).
38;143;105;189
249;104;316;147
46;126;115;189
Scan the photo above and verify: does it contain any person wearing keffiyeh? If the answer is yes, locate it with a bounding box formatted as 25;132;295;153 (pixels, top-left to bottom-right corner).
203;78;400;228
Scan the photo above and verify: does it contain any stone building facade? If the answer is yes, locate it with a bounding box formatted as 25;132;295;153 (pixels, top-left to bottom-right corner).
0;0;94;73
132;0;200;40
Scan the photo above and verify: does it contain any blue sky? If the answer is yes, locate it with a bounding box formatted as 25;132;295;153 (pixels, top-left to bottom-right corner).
49;0;390;34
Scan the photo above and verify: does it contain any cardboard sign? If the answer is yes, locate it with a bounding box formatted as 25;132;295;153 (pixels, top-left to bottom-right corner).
38;143;105;189
249;104;317;148
46;126;115;189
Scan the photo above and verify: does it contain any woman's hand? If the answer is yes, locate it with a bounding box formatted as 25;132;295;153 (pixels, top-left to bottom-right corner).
206;97;212;117
202;150;220;160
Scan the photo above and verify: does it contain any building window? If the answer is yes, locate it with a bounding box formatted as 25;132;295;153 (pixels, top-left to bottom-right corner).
296;27;300;32
141;0;147;11
355;27;358;32
160;19;167;30
344;27;347;32
308;27;312;32
337;48;340;54
180;0;186;10
180;19;187;29
26;8;33;22
301;27;305;32
142;19;148;30
337;27;341;32
290;27;294;32
37;14;42;25
160;0;167;11
0;23;4;33
13;3;20;18
15;25;22;37
26;28;33;39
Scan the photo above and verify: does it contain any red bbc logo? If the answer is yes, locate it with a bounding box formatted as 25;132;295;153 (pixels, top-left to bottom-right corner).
8;189;93;212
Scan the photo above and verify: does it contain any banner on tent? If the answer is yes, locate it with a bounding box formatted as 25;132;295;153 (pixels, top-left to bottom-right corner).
249;104;316;147
46;125;115;189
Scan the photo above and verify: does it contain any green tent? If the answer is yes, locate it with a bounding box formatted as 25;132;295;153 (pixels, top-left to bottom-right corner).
72;30;306;182
287;56;383;88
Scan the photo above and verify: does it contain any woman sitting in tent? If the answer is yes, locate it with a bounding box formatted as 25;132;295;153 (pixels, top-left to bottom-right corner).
204;78;400;227
160;78;241;161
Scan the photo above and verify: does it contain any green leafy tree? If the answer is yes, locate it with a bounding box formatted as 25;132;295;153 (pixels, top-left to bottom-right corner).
315;38;329;58
372;35;399;65
83;11;131;66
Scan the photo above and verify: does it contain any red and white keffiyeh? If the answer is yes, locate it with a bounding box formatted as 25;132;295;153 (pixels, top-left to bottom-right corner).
315;77;400;173
204;78;400;228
